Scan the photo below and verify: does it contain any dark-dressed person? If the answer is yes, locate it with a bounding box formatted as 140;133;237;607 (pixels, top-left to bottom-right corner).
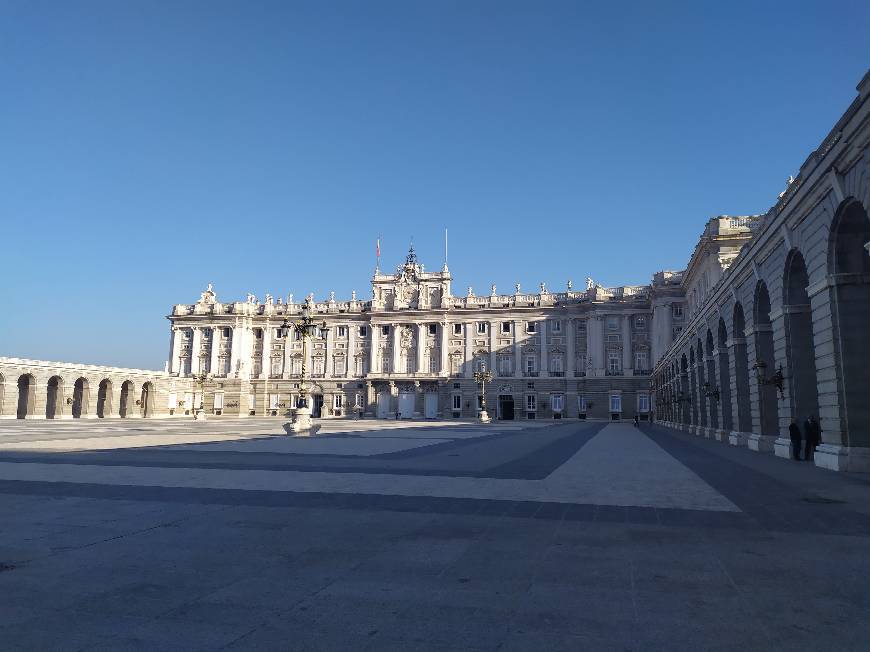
789;417;802;461
804;416;820;462
634;414;640;427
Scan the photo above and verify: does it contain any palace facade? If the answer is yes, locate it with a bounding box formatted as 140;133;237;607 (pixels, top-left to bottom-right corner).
2;71;868;474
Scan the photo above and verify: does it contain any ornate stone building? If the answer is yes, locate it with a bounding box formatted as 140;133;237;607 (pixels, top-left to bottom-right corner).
165;248;655;422
651;70;870;472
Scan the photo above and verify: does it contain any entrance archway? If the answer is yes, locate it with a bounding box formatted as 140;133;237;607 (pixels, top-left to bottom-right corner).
16;374;35;419
46;376;63;419
97;379;113;418
119;380;133;418
498;394;515;420
783;250;819;423
140;382;154;418
828;199;870;447
717;318;733;431
72;378;88;418
753;282;779;437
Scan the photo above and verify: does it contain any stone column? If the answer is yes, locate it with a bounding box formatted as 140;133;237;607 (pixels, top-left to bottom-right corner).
585;318;595;375
440;322;448;374
170;328;182;375
325;324;335;377
209;328;220;376
513;320;522;378
416;323;425;374
370;324;380;373
392;324;401;374
282;328;292;379
191;328;203;375
464;322;473;378
566;319;575;377
488;321;496;373
622;315;632;375
230;324;242;378
347;324;356;378
260;323;272;379
540;320;547;376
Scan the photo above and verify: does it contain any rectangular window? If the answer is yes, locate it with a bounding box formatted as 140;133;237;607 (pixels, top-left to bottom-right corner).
337;326;347;337
501;322;511;334
269;394;279;410
635;316;646;329
168;392;178;409
606;317;618;331
334;394;343;409
354;394;363;408
672;304;684;319
382;325;390;336
453;324;462;335
335;357;347;376
527;382;535;389
429;356;438;373
255;329;262;339
578;395;587;413
184;392;194;410
428;323;437;336
551;357;563;373
551;394;563;412
638;394;650;413
526;395;537;411
359;326;367;337
634;351;648;371
223;328;231;338
274;328;283;339
552;320;561;333
477;322;487;334
525;356;537;375
608;352;621;372
452;395;462;410
610;393;622;412
248;393;256;410
213;392;224;409
526;322;537;334
498;356;512;375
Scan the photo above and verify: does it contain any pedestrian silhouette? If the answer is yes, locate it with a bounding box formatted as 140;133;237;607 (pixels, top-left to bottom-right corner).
788;417;802;461
804;415;820;462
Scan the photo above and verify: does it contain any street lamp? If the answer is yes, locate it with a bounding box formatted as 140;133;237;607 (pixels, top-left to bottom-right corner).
191;372;209;420
702;382;720;401
279;298;328;434
473;362;494;424
752;360;785;398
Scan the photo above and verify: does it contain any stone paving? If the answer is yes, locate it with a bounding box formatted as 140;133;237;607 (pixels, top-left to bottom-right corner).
0;418;869;650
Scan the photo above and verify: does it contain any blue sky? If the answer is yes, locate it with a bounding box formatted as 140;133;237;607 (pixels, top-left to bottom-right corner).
1;0;868;369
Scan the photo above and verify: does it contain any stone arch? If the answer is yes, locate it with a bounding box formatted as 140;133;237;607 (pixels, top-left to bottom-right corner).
783;249;819;424
680;353;689;425
717;318;733;431
16;374;36;419
119;380;134;418
732;303;751;433
140;382;155;418
46;375;63;419
753;281;778;437
688;346;698;426
827;198;870;448
72;377;89;418
97;379;113;418
705;329;718;430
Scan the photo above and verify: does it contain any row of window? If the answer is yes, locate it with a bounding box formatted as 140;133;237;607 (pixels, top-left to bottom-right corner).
450;393;651;413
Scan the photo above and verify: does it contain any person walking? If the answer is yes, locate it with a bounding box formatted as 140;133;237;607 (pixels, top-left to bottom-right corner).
634;414;640;427
804;415;820;462
789;417;802;461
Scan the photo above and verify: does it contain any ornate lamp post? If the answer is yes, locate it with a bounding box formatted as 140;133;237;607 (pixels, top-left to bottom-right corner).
280;297;327;434
473;362;494;424
752;360;785;399
191;372;209;421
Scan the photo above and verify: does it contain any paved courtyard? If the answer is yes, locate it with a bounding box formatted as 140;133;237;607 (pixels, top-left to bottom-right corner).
0;418;869;651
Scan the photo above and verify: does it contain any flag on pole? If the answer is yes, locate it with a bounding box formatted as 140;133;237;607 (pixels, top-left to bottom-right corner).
376;238;380;258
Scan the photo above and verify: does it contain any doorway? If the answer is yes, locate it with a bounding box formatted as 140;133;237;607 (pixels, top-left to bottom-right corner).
311;394;323;418
376;391;390;419
424;393;438;419
498;395;515;420
398;392;415;419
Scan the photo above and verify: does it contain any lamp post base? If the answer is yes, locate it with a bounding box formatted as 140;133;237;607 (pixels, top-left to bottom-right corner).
194;409;207;421
478;409;491;424
284;406;319;436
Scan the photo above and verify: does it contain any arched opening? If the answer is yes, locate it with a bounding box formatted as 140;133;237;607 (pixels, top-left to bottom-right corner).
753;282;779;437
680;354;689;425
689;347;698;426
828;199;870;448
706;330;718;430
140;382;154;418
16;374;35;419
696;339;708;429
732;303;751;433
97;379;113;418
72;378;88;418
46;376;63;419
717;319;733;431
119;380;134;418
783;250;819;424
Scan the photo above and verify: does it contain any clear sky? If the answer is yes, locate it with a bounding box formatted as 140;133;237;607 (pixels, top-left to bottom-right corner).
1;0;868;370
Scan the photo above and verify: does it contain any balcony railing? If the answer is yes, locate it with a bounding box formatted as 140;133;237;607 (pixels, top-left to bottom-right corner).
549;371;565;377
526;371;539;377
574;371;586;377
605;369;623;376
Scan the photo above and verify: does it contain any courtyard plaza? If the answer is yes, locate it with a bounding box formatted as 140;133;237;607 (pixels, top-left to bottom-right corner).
0;418;868;651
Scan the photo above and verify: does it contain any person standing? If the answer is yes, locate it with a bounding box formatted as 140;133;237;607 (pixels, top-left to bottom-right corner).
804;416;820;462
789;417;802;461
